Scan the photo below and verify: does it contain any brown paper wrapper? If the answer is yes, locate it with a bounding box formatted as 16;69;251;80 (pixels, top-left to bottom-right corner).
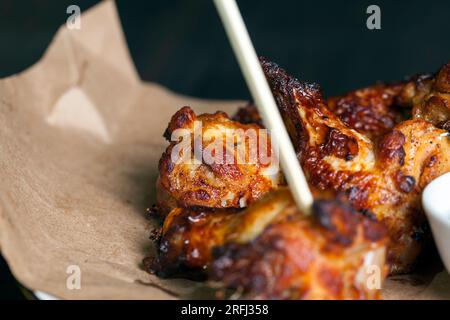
0;0;449;300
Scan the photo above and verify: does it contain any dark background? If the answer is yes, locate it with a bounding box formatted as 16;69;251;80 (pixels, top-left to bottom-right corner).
0;0;449;299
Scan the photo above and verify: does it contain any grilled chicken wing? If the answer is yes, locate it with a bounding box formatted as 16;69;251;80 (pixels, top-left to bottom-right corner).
327;61;450;136
261;58;450;274
237;62;450;140
157;106;283;214
232;103;264;127
396;62;450;130
235;84;407;141
327;83;407;140
147;188;388;299
148;58;449;299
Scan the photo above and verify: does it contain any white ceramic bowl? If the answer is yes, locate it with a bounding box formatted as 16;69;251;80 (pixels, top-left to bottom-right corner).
422;172;450;273
34;291;58;300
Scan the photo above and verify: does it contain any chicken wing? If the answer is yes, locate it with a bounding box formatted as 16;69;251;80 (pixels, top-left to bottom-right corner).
234;84;407;141
148;58;449;300
146;188;388;299
327;83;407;140
236;61;450;140
157;106;283;214
260;58;450;274
396;62;450;130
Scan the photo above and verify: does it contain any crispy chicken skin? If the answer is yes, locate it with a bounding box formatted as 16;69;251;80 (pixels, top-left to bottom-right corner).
327;83;407;140
237;62;450;140
327;61;450;136
232;103;264;127
157;106;282;214
260;58;450;274
148;188;296;276
235;84;407;140
148;58;450;299
147;188;388;299
396;62;450;130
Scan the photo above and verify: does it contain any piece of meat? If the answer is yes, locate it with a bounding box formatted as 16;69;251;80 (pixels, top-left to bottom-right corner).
396;62;450;130
232;103;263;127
327;83;407;140
235;63;450;140
148;58;450;299
260;58;450;274
157;106;283;214
147;188;388;299
234;84;408;141
148;188;294;276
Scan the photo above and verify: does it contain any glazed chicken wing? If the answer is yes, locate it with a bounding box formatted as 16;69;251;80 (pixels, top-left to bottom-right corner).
235;83;407;141
157;106;283;214
260;58;450;273
237;62;450;140
327;83;407;140
396;62;450;130
146;188;388;299
327;61;450;137
148;58;450;300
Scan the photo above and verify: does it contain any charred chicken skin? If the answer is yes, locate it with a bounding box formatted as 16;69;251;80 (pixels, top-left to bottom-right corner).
396;62;450;131
157;106;283;214
234;84;407;140
327;61;450;139
148;58;450;299
327;83;407;140
148;188;388;300
237;62;450;140
260;58;450;274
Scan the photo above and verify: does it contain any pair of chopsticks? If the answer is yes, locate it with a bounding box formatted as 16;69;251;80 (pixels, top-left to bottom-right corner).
213;0;314;215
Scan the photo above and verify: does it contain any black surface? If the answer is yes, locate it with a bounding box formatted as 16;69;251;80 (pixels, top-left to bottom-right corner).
1;0;449;99
0;256;23;299
0;0;449;299
1;300;450;317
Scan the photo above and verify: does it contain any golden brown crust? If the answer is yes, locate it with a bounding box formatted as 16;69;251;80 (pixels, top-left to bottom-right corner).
260;58;450;274
146;207;235;278
404;63;450;129
236;62;450;139
158;106;282;214
148;58;450;300
327;83;406;140
211;214;387;300
148;188;388;299
149;188;295;275
232;103;263;127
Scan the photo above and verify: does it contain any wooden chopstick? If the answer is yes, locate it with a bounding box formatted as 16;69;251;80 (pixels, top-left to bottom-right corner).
213;0;314;215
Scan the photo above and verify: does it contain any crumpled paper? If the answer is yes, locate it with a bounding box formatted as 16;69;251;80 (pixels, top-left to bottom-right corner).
0;0;448;300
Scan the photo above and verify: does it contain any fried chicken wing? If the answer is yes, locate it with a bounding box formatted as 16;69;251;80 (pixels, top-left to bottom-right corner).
234;84;408;141
327;83;407;140
232;103;264;127
157;106;283;214
148;188;294;276
147;58;450;300
147;188;388;299
237;62;450;140
396;62;450;130
325;63;450;138
261;58;450;273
